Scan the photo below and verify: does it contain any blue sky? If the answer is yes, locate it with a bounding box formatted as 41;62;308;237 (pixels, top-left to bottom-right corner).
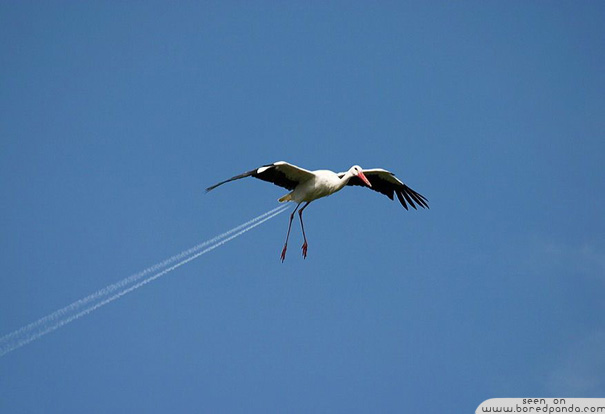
1;2;604;412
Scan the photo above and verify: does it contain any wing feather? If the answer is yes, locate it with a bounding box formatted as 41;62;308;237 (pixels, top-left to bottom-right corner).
343;168;429;210
395;191;409;210
206;161;315;192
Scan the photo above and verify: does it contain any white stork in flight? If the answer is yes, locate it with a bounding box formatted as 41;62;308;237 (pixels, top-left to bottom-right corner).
206;161;429;262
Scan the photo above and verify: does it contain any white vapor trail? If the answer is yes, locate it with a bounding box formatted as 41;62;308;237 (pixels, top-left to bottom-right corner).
0;204;289;358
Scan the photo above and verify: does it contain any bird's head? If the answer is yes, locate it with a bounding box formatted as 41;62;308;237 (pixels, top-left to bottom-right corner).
350;165;372;187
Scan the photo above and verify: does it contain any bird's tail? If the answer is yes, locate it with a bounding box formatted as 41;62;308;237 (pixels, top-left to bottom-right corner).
278;193;292;203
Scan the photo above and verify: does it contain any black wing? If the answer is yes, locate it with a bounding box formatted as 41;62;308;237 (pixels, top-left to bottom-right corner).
206;161;315;192
342;168;429;210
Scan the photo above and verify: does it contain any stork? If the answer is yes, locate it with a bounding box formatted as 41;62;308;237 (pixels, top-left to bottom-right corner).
206;161;428;261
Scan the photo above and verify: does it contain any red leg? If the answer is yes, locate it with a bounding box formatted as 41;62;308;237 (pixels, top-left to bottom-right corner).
281;204;300;262
298;202;311;259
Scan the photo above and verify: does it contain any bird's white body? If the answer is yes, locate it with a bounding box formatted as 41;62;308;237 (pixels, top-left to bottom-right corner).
283;169;350;203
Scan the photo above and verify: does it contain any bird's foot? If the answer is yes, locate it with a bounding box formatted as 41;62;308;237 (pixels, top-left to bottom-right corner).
301;241;308;259
280;244;288;262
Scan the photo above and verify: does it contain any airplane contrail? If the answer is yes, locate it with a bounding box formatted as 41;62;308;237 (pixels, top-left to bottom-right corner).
0;204;287;348
0;204;289;358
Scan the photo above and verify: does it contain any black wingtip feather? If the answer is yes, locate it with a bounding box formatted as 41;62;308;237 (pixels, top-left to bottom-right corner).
404;185;429;209
402;190;418;210
407;190;424;208
205;183;220;193
205;169;257;193
396;191;409;210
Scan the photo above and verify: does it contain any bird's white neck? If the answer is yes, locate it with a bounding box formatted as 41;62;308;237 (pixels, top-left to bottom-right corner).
335;170;355;191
